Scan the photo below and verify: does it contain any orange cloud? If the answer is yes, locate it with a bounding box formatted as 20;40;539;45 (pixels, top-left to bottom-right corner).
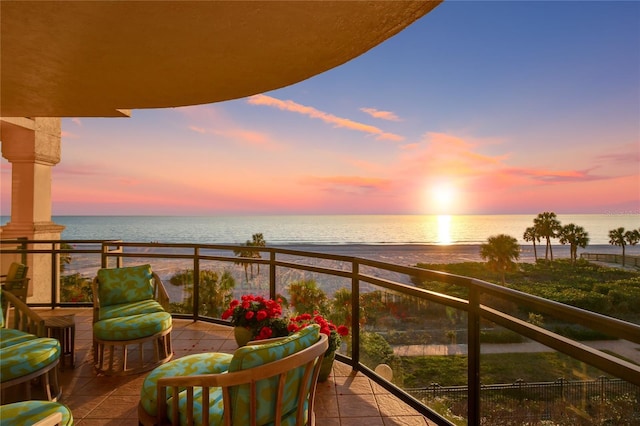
248;94;404;142
360;107;402;122
188;123;278;149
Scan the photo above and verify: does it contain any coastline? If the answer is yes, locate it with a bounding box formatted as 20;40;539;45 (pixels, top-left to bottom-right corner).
270;243;640;266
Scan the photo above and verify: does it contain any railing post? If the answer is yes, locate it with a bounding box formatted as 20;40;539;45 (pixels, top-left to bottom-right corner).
51;242;58;309
351;260;359;367
101;242;108;268
468;287;481;425
269;251;276;300
193;247;200;321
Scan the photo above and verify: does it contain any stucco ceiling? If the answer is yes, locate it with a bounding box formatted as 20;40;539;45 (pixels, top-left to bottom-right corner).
0;1;441;118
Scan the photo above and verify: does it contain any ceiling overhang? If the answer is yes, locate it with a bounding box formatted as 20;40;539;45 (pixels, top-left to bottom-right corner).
1;1;441;118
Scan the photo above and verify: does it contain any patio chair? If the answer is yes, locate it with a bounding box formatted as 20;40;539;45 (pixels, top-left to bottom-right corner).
0;400;73;425
138;324;328;426
0;290;61;403
1;262;30;302
92;264;173;375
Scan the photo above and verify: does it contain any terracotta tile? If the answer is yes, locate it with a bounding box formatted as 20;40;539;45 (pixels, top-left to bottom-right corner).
371;381;391;394
339;417;385;426
334;375;374;395
316;379;337;396
382;416;429;425
333;361;356;377
375;394;423;417
338;394;380;417
314;393;341;418
63;394;109;419
315;417;341;426
86;394;138;419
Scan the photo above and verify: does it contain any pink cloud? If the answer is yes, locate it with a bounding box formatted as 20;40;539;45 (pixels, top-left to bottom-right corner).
248;94;404;142
300;175;392;194
360;107;402;122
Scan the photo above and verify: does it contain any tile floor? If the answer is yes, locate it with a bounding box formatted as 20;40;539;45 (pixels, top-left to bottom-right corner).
31;308;437;425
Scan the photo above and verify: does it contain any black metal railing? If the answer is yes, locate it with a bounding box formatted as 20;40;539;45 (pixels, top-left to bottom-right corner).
2;238;639;425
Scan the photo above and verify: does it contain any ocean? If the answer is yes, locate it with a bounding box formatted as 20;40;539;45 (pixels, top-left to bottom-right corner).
2;214;638;246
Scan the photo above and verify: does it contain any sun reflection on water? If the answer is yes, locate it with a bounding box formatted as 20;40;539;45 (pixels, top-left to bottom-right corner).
437;215;452;244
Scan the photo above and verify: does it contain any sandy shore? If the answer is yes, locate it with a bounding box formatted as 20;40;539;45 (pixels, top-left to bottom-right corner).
271;243;640;267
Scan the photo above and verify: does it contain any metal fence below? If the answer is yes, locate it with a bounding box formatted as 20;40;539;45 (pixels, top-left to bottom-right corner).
408;377;640;422
580;252;640;268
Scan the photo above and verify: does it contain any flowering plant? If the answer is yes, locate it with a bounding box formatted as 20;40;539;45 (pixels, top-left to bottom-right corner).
222;294;287;340
288;313;349;354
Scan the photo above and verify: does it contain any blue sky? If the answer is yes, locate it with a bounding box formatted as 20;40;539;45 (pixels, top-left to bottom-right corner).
1;1;639;216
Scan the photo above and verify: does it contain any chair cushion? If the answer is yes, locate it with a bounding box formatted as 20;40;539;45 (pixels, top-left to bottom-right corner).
93;312;172;341
99;299;165;321
0;401;73;426
0;328;38;349
97;264;154;307
0;337;60;382
140;352;233;417
228;324;320;425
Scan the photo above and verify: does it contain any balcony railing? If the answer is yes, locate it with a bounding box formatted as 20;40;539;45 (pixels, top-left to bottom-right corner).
2;238;639;425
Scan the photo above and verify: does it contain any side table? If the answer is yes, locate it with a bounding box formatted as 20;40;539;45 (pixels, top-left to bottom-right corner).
44;315;75;369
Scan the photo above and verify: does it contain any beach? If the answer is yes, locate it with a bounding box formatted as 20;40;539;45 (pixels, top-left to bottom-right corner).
270;243;640;267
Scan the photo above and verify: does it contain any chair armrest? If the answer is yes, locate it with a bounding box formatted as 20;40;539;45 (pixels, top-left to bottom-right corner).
152;273;170;311
1;289;45;336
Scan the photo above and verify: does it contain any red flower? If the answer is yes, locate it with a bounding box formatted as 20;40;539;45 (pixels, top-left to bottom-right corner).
256;310;268;321
337;325;349;337
245;311;255;320
255;326;273;340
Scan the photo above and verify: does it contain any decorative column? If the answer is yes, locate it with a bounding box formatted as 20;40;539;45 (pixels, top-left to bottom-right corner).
1;117;65;302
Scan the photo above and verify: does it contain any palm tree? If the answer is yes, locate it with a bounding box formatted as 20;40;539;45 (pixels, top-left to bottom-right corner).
233;246;253;283
610;228;640;267
533;212;561;261
480;234;520;285
523;226;540;261
234;233;266;282
558;223;589;264
608;227;628;266
250;233;266;275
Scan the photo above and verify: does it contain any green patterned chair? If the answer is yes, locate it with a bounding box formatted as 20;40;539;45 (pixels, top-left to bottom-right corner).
0;400;73;425
0;290;61;403
92;264;173;375
138;324;328;426
0;262;30;302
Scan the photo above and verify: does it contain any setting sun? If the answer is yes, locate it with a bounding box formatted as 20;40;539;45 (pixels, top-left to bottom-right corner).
430;183;457;214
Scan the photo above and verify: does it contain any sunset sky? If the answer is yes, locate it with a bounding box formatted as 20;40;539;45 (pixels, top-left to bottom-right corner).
2;1;639;216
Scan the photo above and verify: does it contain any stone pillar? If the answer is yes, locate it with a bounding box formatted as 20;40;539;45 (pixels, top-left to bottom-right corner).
1;117;65;303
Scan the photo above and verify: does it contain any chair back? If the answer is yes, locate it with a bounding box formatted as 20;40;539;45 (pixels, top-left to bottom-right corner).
1;262;29;302
157;325;329;426
95;264;155;307
0;289;45;336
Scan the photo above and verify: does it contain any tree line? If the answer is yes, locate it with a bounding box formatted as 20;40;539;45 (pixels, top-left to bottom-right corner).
482;211;640;284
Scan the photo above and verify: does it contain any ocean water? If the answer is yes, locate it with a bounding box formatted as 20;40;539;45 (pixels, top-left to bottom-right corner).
2;214;638;246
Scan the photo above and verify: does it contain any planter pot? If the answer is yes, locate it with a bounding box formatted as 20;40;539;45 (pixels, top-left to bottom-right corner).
318;350;335;382
234;326;253;347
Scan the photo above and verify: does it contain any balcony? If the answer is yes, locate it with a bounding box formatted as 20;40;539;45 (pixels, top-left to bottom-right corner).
1;239;639;425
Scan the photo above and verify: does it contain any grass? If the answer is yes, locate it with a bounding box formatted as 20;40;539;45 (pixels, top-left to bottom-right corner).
413;259;640;322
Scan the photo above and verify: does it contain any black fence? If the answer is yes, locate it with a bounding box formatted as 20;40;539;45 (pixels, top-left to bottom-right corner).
408;377;640;423
581;252;640;268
